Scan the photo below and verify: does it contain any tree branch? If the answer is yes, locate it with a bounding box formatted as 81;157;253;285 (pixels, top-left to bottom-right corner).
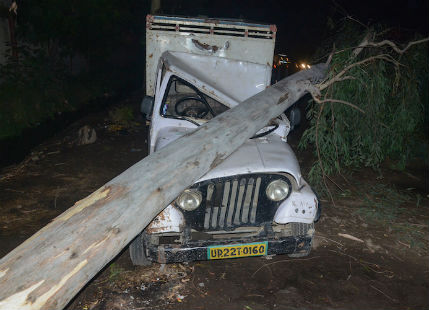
314;98;365;114
318;54;401;91
351;31;373;58
364;37;429;54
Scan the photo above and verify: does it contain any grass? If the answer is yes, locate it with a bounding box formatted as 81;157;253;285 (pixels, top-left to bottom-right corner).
353;183;410;222
347;182;428;250
108;263;125;282
392;223;427;250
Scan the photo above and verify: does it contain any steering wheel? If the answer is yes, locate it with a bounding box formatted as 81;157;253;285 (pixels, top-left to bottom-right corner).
175;96;213;119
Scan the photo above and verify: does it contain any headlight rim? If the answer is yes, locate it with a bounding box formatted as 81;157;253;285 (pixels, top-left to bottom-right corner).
265;178;291;202
176;188;203;211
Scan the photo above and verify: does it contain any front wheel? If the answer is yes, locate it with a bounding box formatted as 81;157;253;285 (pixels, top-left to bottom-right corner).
129;233;152;266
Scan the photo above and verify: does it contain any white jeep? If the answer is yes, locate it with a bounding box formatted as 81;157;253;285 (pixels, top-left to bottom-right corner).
130;16;320;265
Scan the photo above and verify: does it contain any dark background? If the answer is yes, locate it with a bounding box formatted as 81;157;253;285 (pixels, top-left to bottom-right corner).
1;0;428;166
156;0;428;62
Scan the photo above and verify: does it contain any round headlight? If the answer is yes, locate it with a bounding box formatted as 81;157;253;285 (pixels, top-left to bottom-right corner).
266;179;290;201
176;189;202;211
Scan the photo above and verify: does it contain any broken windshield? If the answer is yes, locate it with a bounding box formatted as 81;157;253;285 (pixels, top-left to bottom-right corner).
160;76;229;121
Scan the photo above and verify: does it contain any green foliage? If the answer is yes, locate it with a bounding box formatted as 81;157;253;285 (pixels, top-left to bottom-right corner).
18;0;146;63
0;4;9;19
300;22;429;184
0;0;148;140
108;263;124;281
108;105;135;127
0;47;105;139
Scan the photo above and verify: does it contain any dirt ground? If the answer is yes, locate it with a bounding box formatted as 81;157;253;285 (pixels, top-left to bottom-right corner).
1;97;428;310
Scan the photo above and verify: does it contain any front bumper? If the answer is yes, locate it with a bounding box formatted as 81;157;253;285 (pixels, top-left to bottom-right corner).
146;235;312;264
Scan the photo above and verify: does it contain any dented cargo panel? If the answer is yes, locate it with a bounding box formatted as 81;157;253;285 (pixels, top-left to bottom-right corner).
160;51;272;106
146;15;276;96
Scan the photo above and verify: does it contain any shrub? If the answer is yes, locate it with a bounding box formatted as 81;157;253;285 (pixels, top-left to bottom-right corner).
299;22;428;184
0;46;106;139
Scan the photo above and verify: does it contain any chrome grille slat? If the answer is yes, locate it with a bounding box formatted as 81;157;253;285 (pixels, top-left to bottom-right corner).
204;184;214;229
233;179;246;225
226;180;238;227
241;178;254;223
211;207;219;228
218;181;230;228
250;177;262;223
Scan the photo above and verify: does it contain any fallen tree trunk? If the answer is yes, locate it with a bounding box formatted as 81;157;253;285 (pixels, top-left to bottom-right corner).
0;64;327;310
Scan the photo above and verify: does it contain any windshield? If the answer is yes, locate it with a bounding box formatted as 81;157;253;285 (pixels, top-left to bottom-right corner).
161;76;229;121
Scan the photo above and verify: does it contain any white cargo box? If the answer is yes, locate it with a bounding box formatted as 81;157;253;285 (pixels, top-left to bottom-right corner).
145;15;276;96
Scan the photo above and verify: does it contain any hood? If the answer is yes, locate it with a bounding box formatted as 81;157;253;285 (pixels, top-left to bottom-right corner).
154;126;303;185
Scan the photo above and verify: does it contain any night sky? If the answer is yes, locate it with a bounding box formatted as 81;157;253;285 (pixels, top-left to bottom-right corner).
162;0;429;61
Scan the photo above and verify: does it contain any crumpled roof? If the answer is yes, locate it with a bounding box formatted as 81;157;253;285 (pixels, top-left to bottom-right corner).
162;51;271;107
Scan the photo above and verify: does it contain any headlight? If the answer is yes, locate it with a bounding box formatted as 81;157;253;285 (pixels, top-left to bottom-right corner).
266;179;290;201
176;189;202;211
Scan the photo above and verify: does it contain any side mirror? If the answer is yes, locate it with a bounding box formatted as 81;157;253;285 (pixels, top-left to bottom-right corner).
140;96;154;120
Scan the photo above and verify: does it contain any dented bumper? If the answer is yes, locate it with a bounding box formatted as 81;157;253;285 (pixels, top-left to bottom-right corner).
145;235;312;264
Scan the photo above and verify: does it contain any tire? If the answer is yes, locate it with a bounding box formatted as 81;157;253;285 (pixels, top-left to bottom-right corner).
288;222;314;258
129;233;152;266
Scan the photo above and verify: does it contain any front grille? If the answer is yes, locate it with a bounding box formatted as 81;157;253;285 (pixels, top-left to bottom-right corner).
181;173;292;231
204;177;262;229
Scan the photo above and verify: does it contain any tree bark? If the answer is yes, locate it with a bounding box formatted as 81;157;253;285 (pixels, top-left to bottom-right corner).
0;64;327;310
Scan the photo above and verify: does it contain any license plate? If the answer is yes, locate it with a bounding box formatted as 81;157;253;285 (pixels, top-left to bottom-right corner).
207;242;267;260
